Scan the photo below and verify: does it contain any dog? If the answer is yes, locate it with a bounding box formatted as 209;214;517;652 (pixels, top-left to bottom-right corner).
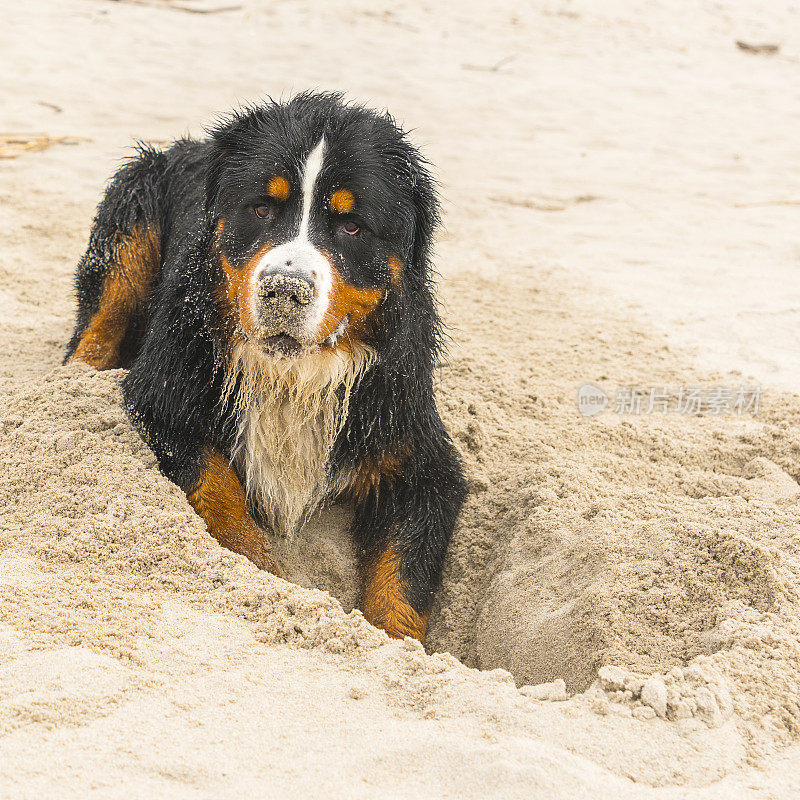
66;92;467;642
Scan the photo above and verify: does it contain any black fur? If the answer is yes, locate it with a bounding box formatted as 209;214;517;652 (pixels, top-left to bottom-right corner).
67;92;467;624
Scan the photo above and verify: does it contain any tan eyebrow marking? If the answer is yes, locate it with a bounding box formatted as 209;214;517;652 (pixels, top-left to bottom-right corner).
267;175;290;202
329;188;355;214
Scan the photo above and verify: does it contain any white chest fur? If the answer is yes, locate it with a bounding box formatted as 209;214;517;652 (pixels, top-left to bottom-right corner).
235;391;336;535
223;340;374;536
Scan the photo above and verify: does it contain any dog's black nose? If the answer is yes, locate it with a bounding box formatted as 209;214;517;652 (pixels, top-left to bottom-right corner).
257;273;313;308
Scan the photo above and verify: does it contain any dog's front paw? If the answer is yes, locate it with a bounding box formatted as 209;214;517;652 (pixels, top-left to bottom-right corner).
250;543;283;578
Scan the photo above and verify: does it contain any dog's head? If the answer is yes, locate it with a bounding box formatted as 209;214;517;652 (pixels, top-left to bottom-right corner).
206;92;438;359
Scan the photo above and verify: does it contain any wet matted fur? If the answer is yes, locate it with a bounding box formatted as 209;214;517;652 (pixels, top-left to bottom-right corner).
66;92;468;642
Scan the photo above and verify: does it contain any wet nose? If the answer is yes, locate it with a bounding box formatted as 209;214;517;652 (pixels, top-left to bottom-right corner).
257;272;313;308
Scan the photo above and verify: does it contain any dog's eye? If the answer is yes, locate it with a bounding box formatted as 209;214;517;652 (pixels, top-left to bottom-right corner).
340;221;360;236
254;203;276;220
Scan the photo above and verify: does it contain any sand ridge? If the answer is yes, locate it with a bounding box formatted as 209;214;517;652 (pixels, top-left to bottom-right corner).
1;362;798;797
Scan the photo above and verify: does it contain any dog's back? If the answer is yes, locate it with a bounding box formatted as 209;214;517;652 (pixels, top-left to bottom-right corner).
65;141;206;369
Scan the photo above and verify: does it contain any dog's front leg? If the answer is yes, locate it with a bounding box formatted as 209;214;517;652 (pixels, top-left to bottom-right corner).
349;447;466;643
187;447;281;576
361;542;432;642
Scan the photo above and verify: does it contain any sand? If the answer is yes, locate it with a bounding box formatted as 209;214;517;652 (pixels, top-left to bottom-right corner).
2;1;800;797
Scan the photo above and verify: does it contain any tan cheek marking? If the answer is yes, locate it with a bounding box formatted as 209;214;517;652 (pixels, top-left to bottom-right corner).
316;263;383;342
71;225;161;370
387;255;403;288
329;188;355;214
215;220;272;341
363;546;429;642
267;176;290;202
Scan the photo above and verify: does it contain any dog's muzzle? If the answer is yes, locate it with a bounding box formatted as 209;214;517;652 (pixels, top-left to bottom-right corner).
250;238;333;353
255;272;314;335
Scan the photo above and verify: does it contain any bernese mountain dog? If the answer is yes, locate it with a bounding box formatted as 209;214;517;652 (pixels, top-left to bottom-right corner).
65;92;467;642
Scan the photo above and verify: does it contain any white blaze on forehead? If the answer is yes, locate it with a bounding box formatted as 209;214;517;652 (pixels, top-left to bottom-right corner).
251;135;332;343
298;136;326;240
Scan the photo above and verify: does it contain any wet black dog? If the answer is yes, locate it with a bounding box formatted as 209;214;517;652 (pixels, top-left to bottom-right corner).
66;92;466;641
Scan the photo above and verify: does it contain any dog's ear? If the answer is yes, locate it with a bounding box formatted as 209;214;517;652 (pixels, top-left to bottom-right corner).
409;155;440;277
204;137;229;216
205;154;223;215
204;110;251;215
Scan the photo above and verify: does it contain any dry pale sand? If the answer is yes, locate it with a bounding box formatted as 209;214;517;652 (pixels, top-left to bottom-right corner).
2;1;800;797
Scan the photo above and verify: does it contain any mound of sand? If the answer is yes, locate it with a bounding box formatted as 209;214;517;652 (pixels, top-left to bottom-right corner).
2;266;800;795
430;270;800;756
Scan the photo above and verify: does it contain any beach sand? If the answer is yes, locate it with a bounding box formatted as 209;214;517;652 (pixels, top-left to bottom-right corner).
2;1;800;797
